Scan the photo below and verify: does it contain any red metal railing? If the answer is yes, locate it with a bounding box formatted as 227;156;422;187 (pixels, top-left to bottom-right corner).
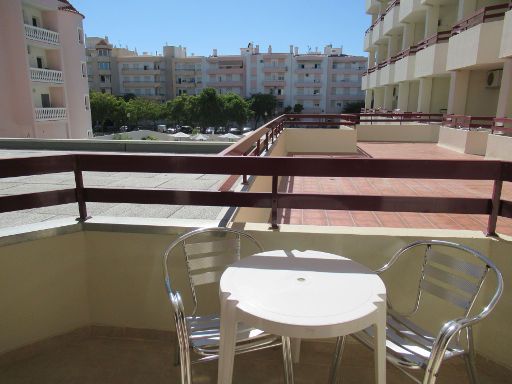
384;0;400;14
359;112;443;124
390;44;420;63
365;0;400;34
442;115;494;129
451;3;509;35
415;30;451;53
492;118;512;134
1;154;511;235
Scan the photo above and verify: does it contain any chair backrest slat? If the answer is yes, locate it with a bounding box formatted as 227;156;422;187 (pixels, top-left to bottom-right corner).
184;238;240;256
190;270;224;286
421;279;471;310
427;249;486;279
423;264;480;296
187;253;239;272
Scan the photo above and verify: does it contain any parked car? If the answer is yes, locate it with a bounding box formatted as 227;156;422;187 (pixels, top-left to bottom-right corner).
120;126;128;132
242;127;253;134
215;126;227;134
229;127;241;135
180;125;193;134
166;127;178;134
205;127;215;134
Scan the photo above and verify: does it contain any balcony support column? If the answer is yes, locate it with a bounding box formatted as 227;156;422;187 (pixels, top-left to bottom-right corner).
397;82;410;112
388;35;400;58
365;90;373;109
457;0;477;20
374;88;385;109
425;5;440;38
369;48;376;68
384;85;395;110
418;78;433;113
496;59;512;118
447;70;470;115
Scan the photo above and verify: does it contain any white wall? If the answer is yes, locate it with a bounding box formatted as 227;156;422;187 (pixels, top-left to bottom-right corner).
466;69;501;116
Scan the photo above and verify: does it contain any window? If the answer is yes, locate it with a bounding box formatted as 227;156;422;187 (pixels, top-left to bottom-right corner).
100;75;111;83
98;49;110;57
84;94;90;110
32;17;38;27
81;62;87;78
300;64;305;69
77;28;84;44
98;62;110;70
313;89;320;95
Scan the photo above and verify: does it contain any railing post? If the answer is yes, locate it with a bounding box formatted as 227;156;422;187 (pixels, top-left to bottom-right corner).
270;175;279;229
242;153;248;185
74;167;90;222
487;179;503;236
265;132;269;151
256;140;260;157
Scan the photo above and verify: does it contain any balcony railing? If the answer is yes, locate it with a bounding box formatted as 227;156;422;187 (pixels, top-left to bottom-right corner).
30;68;63;83
451;3;509;35
24;24;59;45
34;108;67;121
442;115;494;129
415;30;451;53
492;118;512;134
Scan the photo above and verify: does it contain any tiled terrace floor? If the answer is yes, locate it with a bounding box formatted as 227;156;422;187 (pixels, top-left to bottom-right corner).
278;143;512;236
1;336;510;384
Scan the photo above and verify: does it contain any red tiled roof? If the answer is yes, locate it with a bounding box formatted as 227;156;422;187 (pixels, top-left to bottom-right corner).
58;0;85;19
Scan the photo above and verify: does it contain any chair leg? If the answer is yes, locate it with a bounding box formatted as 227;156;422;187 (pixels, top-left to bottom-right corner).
282;336;295;384
464;353;479;384
174;342;180;366
328;336;346;384
178;345;192;384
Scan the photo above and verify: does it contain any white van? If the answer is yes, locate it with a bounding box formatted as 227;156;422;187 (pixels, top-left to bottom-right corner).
157;125;167;133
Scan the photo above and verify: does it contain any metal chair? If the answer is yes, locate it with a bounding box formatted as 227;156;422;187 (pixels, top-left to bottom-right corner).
162;227;288;384
331;240;503;384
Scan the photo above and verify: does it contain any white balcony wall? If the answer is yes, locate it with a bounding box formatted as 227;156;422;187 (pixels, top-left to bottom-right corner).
465;69;501;116
24;24;59;45
415;43;449;77
379;64;395;86
371;19;384;45
369;70;380;88
30;68;63;83
500;9;512;58
361;74;369;90
364;30;373;51
34;107;67;121
394;56;417;82
399;0;424;22
383;5;401;35
447;20;505;70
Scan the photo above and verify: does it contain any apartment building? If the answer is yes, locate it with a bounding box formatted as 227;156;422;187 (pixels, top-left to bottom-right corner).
362;0;512;119
86;39;366;113
0;0;92;139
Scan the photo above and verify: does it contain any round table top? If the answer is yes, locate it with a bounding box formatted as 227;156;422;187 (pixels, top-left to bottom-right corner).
220;250;386;338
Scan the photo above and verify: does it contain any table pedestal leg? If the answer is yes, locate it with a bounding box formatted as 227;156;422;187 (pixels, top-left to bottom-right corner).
329;336;346;384
218;295;237;384
282;336;295;384
291;338;301;363
375;301;386;384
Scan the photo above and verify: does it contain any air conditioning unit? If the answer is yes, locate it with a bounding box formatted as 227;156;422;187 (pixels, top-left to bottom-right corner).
486;69;502;88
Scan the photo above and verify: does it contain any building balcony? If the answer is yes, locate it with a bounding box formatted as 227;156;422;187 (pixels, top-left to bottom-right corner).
295;68;323;74
447;3;508;70
207;68;244;75
371;16;385;45
393;47;418;82
176;82;199;88
368;67;380;88
329;94;354;100
123;81;162;88
499;7;512;58
383;0;401;36
398;0;424;23
34;107;67;121
121;68;161;75
361;73;369;90
263;80;286;87
414;31;450;77
364;28;373;51
206;81;244;87
263;65;288;73
378;61;395;86
30;68;64;84
24;24;59;46
295;94;322;100
366;0;379;13
295;81;322;88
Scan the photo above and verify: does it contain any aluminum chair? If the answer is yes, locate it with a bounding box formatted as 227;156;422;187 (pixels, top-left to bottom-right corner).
330;240;503;384
162;227;290;384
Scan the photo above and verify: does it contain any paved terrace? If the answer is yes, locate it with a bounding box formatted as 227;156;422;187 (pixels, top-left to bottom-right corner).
278;142;512;236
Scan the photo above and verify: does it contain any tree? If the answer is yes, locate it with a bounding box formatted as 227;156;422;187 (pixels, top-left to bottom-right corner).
165;95;199;126
197;88;225;127
293;103;304;114
249;93;277;127
222;93;252;127
342;100;365;113
284;105;293;114
122;93;137;102
90;92;126;132
125;98;163;126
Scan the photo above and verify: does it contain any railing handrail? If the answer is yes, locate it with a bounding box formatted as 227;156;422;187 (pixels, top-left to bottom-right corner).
442;114;494;129
492;117;512;133
1;153;511;235
451;3;509;35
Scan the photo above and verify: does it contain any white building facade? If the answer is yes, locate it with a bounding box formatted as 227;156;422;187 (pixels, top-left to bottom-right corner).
0;0;92;139
362;0;512;118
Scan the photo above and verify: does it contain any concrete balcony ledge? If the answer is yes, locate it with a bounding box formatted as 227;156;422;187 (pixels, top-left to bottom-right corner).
438;125;489;155
393;55;416;82
399;0;424;23
383;2;401;35
379;63;395;85
364;29;373;51
447;20;505;70
415;42;449;77
34;108;67;121
369;68;381;88
486;133;512;160
371;18;385;45
24;24;59;46
361;74;369;90
30;68;64;84
500;9;512;58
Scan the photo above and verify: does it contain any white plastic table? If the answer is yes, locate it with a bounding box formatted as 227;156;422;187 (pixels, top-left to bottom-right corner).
217;249;387;384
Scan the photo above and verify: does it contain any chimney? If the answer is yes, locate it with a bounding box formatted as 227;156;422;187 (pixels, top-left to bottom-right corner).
294;47;299;55
213;48;217;57
315;46;318;53
290;45;294;54
255;45;260;54
268;45;272;53
184;47;187;57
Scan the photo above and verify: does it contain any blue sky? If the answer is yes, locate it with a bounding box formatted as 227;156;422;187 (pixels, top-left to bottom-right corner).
72;0;369;57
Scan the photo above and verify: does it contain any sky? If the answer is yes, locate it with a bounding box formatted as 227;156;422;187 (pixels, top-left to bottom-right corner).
72;0;370;57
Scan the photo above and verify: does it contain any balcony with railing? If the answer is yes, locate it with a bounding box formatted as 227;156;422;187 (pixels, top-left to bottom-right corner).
1;115;512;382
447;3;509;70
398;0;424;22
499;2;512;58
294;80;323;87
30;68;64;84
371;14;385;45
24;24;60;46
263;65;288;72
393;44;419;82
263;80;286;87
383;0;401;35
34;108;67;121
414;30;451;77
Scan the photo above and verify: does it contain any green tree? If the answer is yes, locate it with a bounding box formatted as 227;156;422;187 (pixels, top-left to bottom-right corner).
249;93;277;127
125;98;164;126
221;93;252;127
197;88;225;127
342;100;365;113
284;105;293;114
90;92;127;132
293;103;304;114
